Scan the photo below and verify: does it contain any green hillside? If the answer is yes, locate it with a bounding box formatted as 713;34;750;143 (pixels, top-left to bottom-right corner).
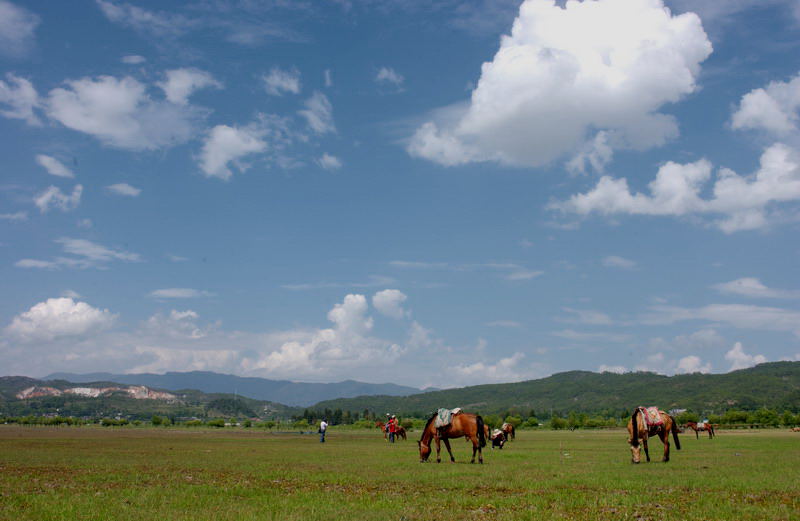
312;362;800;416
0;376;298;420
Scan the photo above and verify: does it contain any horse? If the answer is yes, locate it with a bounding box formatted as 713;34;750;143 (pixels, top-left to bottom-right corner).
375;421;387;439
418;412;486;464
684;421;716;439
627;407;681;463
502;422;515;441
395;426;407;440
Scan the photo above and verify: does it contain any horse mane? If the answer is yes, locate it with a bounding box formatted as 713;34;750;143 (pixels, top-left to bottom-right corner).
419;412;437;442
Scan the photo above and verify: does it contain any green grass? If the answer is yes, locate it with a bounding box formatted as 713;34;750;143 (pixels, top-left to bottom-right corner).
1;426;798;520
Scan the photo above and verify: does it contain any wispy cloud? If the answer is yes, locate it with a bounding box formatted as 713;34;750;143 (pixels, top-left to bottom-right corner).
602;255;636;269
282;275;395;291
712;277;800;299
16;237;141;270
149;288;213;299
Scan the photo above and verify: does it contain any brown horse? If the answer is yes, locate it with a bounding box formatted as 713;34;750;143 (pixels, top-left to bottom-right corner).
395;426;407;440
684;421;716;439
627;407;681;463
418;412;486;464
375;421;387;439
501;422;515;441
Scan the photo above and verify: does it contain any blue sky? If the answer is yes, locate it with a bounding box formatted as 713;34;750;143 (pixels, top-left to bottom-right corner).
1;0;799;388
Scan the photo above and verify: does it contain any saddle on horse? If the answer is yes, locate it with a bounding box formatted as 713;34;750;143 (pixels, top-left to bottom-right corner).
434;407;463;429
637;406;664;428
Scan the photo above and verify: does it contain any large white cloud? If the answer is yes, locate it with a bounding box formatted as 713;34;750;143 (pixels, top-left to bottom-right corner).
0;0;39;58
46;75;200;150
4;298;116;342
554;143;800;232
408;0;712;169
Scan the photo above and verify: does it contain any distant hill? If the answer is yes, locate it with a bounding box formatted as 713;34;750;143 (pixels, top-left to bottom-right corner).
0;376;296;419
44;371;425;407
311;362;800;416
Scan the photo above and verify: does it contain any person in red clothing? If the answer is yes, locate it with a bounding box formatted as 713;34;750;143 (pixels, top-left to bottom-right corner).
388;414;398;443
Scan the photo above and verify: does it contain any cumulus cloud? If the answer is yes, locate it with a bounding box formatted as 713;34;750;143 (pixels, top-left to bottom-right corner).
157;68;222;105
198;124;267;180
247;294;403;378
408;0;712;169
676;355;711;373
454;352;527;383
554;143;800;233
725;341;767;370
372;289;408;319
34;185;82;213
713;277;800;299
299;91;335;134
46;75;201;150
598;364;626;374
35;154;74;178
106;183;141;197
0;0;40;58
262;67;301;96
148;288;213;299
4;297;115;342
316;153;342;170
731;72;800;138
0;73;40;125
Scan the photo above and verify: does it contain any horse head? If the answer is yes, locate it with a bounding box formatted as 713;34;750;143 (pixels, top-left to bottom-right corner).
417;439;431;462
630;441;642;463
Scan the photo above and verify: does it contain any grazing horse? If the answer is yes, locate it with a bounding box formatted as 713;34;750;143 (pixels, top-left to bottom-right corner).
501;422;515;441
627;407;681;463
418;412;486;464
684;421;716;439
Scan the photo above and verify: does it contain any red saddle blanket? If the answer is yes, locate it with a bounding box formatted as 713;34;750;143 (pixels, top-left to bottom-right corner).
638;406;664;427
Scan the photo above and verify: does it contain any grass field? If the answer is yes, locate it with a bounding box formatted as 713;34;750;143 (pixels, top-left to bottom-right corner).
1;425;798;520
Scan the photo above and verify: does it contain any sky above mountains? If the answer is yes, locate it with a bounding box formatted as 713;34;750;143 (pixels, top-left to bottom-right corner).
1;0;799;388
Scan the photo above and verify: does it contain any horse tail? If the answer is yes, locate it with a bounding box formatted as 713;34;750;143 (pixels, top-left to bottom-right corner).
670;415;681;450
476;415;486;448
630;409;639;447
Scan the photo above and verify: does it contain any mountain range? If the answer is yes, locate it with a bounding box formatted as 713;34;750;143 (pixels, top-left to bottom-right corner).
45;371;427;407
312;361;800;416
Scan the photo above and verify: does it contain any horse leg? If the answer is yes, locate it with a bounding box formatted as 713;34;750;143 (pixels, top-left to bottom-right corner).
660;430;670;462
695;427;699;440
442;438;455;463
435;436;442;463
477;436;483;464
643;437;650;462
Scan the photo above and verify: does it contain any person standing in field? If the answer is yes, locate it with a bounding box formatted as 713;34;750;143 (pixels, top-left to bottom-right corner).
319;418;328;443
388;415;398;443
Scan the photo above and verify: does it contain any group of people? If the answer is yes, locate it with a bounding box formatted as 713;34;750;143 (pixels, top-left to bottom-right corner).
385;414;400;443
